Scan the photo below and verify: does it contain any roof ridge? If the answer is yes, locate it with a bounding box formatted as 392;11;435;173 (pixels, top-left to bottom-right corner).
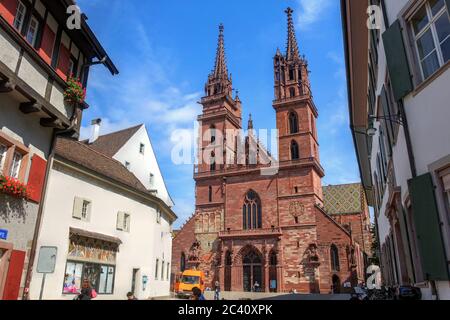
57;138;147;190
81;123;143;143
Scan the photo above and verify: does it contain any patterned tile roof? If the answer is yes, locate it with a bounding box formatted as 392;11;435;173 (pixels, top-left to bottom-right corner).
322;183;364;215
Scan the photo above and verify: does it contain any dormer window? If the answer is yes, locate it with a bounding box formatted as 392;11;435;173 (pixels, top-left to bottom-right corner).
140;143;145;154
13;1;27;32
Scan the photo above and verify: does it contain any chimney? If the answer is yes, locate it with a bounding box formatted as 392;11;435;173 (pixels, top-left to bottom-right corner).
89;118;102;144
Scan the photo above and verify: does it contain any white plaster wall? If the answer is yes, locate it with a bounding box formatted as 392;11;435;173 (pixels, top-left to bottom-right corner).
113;125;174;207
384;0;409;24
0;94;53;160
0;28;21;71
18;54;48;98
370;0;450;299
28;163;173;300
403;70;450;175
50;82;72;118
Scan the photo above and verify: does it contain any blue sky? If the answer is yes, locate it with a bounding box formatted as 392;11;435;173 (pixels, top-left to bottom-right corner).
77;0;360;227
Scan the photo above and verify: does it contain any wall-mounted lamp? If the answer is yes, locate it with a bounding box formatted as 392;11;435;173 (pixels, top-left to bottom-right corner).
353;126;377;137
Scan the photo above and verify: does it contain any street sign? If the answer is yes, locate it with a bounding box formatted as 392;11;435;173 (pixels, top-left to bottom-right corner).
37;246;58;300
0;229;8;240
37;246;57;274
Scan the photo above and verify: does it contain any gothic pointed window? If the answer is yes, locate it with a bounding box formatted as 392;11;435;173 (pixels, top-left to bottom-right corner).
243;190;262;230
291;140;300;160
210;125;216;144
180;252;186;272
289;67;295;80
289;87;296;98
330;244;340;272
289;112;299;134
210;152;216;171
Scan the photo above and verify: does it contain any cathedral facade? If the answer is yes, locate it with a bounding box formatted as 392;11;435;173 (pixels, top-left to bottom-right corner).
172;8;368;294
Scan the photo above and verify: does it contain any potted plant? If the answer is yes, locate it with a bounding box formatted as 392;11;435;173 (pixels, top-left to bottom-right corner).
64;76;87;109
0;175;29;200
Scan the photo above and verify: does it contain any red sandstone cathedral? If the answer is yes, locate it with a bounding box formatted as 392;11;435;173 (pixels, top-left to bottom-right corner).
172;8;371;294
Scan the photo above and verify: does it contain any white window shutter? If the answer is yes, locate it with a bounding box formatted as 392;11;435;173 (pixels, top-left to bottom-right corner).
72;197;83;219
86;201;92;221
117;212;124;230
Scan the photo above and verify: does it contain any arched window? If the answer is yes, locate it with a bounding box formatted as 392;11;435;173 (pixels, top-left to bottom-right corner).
289;87;296;98
291;140;300;160
210;125;216;144
289;67;295;81
330;244;340;272
180;252;186;272
243;190;262;230
210;152;216;171
225;251;232;266
289;112;299;134
269;251;277;266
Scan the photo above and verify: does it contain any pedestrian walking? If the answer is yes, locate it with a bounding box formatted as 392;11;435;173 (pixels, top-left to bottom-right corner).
191;287;206;300
75;279;97;300
253;281;260;292
214;280;221;300
127;292;138;300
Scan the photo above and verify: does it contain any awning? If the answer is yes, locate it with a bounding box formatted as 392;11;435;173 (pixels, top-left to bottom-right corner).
69;227;122;245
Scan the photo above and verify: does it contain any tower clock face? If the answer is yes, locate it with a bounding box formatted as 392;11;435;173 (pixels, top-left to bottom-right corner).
289;201;305;217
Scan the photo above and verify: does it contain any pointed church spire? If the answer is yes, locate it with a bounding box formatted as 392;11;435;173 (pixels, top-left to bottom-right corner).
285;7;300;61
248;114;254;131
213;23;229;79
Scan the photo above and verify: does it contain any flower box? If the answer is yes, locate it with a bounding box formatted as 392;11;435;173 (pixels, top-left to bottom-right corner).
0;175;29;200
64;77;87;107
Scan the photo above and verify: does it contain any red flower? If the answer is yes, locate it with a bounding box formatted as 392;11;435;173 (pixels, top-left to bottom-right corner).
0;175;29;199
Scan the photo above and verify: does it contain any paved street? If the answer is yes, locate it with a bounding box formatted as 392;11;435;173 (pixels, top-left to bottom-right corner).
165;292;351;301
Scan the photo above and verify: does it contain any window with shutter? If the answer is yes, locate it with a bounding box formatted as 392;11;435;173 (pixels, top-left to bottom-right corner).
0;0;19;26
382;20;413;101
410;0;450;80
27;154;47;203
56;44;71;80
116;212;124;231
38;24;56;65
72;197;83;219
408;173;450;280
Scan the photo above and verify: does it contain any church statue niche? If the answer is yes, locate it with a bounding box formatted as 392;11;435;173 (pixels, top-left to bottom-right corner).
302;244;320;266
188;240;201;263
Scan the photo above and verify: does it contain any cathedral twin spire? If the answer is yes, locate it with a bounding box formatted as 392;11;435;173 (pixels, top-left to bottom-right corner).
285;7;300;61
213;24;229;80
205;8;303;99
205;24;232;98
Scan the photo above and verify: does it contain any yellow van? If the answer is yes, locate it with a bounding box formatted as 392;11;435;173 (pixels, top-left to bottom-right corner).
176;270;205;298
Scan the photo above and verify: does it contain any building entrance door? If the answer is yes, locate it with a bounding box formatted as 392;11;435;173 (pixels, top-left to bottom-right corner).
242;250;262;292
224;251;232;291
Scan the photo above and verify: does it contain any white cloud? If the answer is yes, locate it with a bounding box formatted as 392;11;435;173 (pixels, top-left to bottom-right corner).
296;0;332;30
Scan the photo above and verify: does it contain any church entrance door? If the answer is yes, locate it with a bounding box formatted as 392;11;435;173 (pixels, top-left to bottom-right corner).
242;250;262;292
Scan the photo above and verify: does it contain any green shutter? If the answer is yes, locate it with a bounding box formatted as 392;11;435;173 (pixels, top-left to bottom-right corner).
408;173;450;281
382;20;413;102
380;86;394;156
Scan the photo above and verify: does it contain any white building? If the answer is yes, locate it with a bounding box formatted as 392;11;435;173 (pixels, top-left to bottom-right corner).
343;0;450;299
29;124;177;300
85;121;174;207
0;0;117;300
